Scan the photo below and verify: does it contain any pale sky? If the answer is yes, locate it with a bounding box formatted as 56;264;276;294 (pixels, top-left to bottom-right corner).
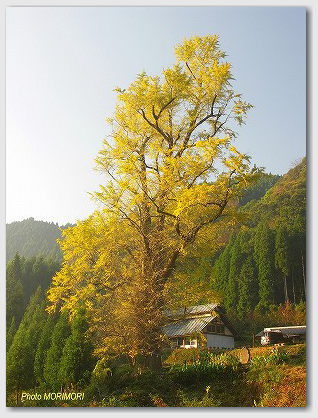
6;6;306;225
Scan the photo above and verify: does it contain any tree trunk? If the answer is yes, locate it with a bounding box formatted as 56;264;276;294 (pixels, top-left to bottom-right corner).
284;275;289;303
291;271;296;304
301;251;306;298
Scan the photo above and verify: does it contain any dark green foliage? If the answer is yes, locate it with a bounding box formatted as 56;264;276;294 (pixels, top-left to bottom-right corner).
275;226;289;276
6;255;60;329
224;236;242;311
34;315;56;385
7;332;34;397
165;347;237;366
247;347;289;402
287;231;306;303
23;256;60;306
59;308;94;388
6;317;17;352
176;390;221;407
220;230;257;314
92;351;241;407
275;226;290;303
237;255;257;318
43;313;71;390
6;254;24;327
6;254;62;402
6;217;73;262
254;223;276;311
7;253;22;280
211;237;234;294
7;288;47;394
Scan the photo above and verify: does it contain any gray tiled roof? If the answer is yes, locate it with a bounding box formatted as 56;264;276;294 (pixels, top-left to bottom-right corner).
265;326;306;335
165;303;219;318
163;316;215;337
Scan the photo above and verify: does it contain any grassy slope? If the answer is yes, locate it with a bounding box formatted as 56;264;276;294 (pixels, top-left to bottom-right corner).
216;344;306;407
248;344;306;407
164;344;306;407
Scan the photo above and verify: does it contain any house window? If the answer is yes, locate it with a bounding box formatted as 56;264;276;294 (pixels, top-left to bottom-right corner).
177;337;183;346
206;324;225;334
171;337;183;346
206;324;216;333
184;337;191;346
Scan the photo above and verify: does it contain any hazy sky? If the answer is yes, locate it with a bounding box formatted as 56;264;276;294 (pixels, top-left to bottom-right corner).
6;6;306;225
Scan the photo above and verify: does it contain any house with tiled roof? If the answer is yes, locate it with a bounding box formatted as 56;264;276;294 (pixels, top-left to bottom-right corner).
163;303;236;349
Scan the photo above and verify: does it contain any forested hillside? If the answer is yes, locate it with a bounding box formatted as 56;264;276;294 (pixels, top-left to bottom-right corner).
239;172;281;206
6;218;72;262
6;254;60;331
211;158;306;323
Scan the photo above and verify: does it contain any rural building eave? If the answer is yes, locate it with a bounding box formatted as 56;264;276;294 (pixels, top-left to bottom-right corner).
217;313;238;337
255;325;306;338
163;316;216;337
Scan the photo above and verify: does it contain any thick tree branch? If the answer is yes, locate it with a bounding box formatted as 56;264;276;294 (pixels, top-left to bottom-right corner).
138;109;173;148
175;95;218;158
153;97;176;120
185;62;197;80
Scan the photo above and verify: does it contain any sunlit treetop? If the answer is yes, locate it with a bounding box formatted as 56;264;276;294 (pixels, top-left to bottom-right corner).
95;35;256;244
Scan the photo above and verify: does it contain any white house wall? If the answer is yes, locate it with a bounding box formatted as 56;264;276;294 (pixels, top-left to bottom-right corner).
204;333;234;349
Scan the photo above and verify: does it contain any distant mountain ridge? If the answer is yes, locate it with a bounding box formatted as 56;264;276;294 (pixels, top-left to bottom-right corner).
242;158;306;231
6;218;73;262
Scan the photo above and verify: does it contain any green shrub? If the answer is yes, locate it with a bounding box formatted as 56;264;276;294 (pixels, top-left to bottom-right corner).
112;364;134;383
165;347;230;366
102;386;165;407
247;347;288;389
168;352;240;386
250;347;288;369
207;352;240;369
165;347;201;365
283;344;306;366
177;388;221;407
101;395;138;407
91;358;112;386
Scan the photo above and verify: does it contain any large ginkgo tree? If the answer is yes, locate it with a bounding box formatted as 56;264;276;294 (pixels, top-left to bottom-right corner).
48;35;258;368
